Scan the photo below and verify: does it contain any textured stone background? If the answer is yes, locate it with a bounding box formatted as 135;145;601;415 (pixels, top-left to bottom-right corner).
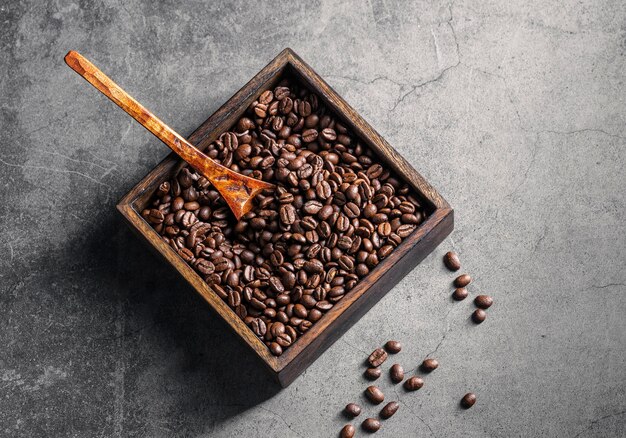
1;0;625;436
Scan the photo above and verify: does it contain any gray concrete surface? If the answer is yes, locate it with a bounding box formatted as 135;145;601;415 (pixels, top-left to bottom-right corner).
1;0;625;436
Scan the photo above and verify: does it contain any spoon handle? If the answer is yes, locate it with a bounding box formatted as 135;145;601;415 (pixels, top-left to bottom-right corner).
64;50;274;219
64;50;221;174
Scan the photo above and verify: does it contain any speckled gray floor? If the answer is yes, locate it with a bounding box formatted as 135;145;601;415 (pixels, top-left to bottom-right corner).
1;1;625;437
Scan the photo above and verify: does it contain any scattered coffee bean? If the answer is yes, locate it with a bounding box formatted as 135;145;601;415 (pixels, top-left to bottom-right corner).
144;78;427;357
368;348;388;367
340;424;356;438
472;309;487;323
362;418;381;433
390;364;404;383
421;358;439;372
403;376;424;391
380;401;399;419
384;340;402;354
454;273;472;287
452;287;468;301
461;392;477;409
364;367;382;380
443;251;461;271
345;403;362;417
474;295;493;309
365;386;385;404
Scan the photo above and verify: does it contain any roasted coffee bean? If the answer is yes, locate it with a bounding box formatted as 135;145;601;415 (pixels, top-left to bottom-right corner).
377;245;393;259
194;259;215;275
303;200;323;214
280;204;297;225
316;180;332;199
227;290;241;308
461;393;477;409
380;401;399;419
390;364;404;383
368;348;388;367
384;340;401;354
453;287;469;301
269;342;282;356
474;294;493;309
403;376;424;391
250;318;266;337
396;224;415;238
340;424;356;438
269;276;284;293
338;255;354;271
421;358;439;372
302;128;318;142
143;79;428;358
343;202;360;218
365;386;385;404
364;367;381;380
344;403;362;417
214;257;231;272
304;259;324;274
472;308;487;323
362;418;381;433
444;251;461;271
276;332;292;347
147;209;165;224
454;273;472;287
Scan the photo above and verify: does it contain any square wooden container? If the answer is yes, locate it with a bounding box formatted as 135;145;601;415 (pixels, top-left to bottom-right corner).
117;48;453;387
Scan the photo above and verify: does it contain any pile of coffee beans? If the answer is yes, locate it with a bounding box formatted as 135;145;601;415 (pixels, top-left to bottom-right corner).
142;77;428;356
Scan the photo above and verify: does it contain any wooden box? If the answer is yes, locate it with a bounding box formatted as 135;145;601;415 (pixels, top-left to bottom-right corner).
117;48;453;387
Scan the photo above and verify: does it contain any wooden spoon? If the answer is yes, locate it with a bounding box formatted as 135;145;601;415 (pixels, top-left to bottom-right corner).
64;50;274;220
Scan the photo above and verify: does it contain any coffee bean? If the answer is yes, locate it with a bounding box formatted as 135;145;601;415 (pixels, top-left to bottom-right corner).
194;259;215;275
304;259;324;274
269;276;284;293
396;224;415;238
343;202;360;218
340;424;355;438
280;204;297;225
472;309;487;323
452;287;469;301
390;364;404;383
377;245;393;259
364;367;381;380
461;392;477;409
368;348;388;367
303;200;323;215
365;386;385;404
404;376;424;391
421;358;439;372
344;403;362;417
147;209;164;224
302;128;318;142
444;251;461;271
474;295;493;309
384;340;401;354
338;255;355;271
380;401;399;419
276;332;292;347
269;342;282;356
362;418;381;432
454;273;472;287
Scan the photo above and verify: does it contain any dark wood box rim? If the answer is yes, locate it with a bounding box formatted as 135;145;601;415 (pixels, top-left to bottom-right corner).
117;48;453;386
